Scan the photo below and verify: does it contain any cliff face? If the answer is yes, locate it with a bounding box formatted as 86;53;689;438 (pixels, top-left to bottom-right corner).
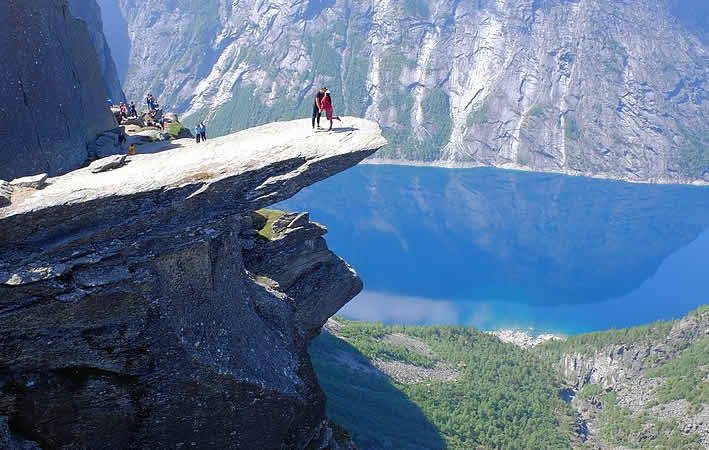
108;0;709;184
67;0;126;103
0;0;117;180
0;118;386;448
549;309;709;447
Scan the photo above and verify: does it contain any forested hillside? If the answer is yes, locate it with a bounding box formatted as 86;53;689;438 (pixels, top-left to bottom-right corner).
311;306;709;448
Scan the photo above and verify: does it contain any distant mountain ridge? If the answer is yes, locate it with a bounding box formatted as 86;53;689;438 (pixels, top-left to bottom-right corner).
104;0;709;184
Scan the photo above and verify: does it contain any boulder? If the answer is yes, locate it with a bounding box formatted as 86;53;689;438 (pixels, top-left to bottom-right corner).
121;117;145;127
89;154;127;173
93;130;123;159
164;112;179;123
9;174;48;189
0;181;11;207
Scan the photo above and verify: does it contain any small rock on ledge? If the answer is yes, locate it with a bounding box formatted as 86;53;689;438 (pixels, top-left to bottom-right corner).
89;154;127;173
9;173;48;189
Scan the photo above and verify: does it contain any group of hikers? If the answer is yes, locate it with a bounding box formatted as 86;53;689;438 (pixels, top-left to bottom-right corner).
116;101;138;119
312;87;341;131
109;86;343;154
194;122;207;143
146;93;159;111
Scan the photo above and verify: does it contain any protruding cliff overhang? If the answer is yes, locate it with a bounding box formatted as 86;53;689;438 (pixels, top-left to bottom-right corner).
0;117;386;282
0;118;386;450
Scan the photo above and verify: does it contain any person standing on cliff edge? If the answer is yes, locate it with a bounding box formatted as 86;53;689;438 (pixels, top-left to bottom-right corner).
312;87;325;129
319;88;342;131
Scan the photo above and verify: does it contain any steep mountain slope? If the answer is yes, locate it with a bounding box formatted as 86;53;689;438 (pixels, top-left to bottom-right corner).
68;0;126;102
311;307;709;449
109;0;709;183
0;0;117;180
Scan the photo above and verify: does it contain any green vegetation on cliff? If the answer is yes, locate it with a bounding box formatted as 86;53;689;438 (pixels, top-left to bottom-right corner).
650;336;709;411
254;209;286;240
596;392;701;449
535;318;675;360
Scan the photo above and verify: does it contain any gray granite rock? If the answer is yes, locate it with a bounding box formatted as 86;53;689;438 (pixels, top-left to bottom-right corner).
9;174;48;189
0;0;117;180
67;0;125;103
0;181;12;207
89;154;127;173
0;118;386;448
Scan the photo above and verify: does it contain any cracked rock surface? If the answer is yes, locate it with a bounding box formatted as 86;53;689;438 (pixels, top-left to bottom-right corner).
0;118;386;449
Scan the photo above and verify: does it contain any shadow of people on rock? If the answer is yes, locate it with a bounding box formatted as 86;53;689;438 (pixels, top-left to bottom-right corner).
331;127;359;133
309;331;446;450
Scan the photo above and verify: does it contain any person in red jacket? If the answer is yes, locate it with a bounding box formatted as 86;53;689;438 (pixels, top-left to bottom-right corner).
319;89;341;131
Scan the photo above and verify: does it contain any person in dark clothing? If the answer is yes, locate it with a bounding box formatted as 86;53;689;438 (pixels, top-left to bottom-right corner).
146;94;152;111
130;102;137;118
319;89;342;131
199;121;207;141
312;87;325;129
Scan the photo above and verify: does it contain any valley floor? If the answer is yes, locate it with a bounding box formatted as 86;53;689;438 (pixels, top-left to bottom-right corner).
311;307;709;449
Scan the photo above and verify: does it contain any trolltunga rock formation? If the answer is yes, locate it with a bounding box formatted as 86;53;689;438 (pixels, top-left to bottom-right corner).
0;118;386;449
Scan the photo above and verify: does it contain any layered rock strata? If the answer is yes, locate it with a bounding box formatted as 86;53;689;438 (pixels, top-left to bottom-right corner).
0;118;386;449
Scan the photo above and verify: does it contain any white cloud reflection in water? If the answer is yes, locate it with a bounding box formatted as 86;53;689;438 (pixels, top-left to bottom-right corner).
338;291;598;334
339;291;460;325
339;292;542;331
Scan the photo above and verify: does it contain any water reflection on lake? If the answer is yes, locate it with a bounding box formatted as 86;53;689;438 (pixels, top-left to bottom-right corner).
279;165;709;334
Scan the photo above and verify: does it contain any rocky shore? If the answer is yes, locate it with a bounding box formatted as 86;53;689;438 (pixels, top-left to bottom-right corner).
489;329;563;349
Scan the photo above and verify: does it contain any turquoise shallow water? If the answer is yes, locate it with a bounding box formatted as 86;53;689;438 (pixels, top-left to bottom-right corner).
279;165;709;335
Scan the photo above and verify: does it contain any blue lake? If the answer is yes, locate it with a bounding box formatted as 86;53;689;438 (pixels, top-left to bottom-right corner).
279;165;709;335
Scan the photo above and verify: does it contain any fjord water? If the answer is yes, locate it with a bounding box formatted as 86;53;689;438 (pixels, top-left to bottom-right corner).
279;165;709;335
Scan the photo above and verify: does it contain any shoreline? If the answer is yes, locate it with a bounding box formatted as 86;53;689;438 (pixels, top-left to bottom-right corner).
486;328;566;349
360;157;709;187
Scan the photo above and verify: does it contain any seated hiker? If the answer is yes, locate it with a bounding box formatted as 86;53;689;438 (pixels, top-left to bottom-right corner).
319;88;342;131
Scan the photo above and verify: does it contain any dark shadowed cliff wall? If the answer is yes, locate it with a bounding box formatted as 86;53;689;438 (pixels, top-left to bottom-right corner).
0;0;116;180
68;0;126;102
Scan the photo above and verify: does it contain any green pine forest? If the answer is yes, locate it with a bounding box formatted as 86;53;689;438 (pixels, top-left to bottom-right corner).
310;306;709;449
